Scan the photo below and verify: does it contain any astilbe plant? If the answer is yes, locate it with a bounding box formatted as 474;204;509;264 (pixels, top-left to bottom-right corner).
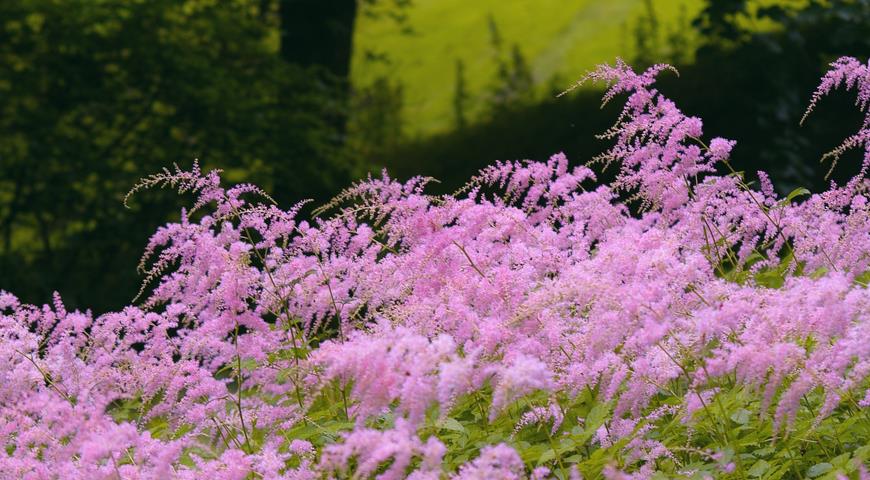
2;57;870;479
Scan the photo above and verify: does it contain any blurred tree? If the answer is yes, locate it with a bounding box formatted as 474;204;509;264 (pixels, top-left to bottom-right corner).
453;59;469;129
628;0;694;68
486;15;534;113
632;0;661;68
377;0;869;198
343;0;413;168
670;0;870;191
692;0;749;44
0;0;354;311
346;75;405;161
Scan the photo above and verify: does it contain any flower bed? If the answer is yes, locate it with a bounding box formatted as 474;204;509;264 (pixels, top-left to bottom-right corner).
2;57;869;479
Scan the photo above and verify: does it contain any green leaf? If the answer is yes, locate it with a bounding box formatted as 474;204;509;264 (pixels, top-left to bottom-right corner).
785;187;811;203
572;402;611;445
807;463;833;478
586;402;610;427
538;448;555;465
748;459;770;477
519;444;548;464
829;453;851;468
730;408;751;425
753;446;775;458
436;417;466;433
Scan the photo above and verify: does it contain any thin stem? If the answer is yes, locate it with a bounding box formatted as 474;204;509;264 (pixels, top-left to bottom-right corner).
315;252;345;340
452;241;490;281
655;342;729;446
232;320;252;452
211;417;235;449
231;204;307;408
545;423;567;473
15;349;74;404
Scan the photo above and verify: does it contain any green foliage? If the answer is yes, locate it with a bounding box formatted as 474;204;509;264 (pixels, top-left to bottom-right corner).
364;0;870;202
222;333;870;478
352;0;703;136
0;0;354;312
673;0;870;192
347;75;406;161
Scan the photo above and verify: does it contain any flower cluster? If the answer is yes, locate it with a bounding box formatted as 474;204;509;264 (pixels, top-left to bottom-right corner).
2;57;870;479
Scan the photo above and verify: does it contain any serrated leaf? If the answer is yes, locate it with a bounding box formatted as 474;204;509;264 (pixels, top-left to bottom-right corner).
436;417;466;433
586;402;610;427
558;437;575;452
519;444;548;464
748;459;770;477
538;448;555;465
830;453;850;468
730;408;751;425
572;402;610;445
807;463;832;478
754;446;775;458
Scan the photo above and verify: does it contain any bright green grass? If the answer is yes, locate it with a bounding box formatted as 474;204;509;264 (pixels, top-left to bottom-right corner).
351;0;703;136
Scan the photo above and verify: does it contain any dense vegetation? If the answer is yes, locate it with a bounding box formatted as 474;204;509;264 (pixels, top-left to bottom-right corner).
1;0;868;315
0;0;357;312
2;56;869;479
371;0;870;196
351;0;702;135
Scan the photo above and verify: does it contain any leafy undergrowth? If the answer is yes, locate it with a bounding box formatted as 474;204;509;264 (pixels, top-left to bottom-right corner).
2;57;870;479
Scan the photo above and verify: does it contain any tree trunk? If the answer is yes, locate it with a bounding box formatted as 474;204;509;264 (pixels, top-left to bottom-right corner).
279;0;358;78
